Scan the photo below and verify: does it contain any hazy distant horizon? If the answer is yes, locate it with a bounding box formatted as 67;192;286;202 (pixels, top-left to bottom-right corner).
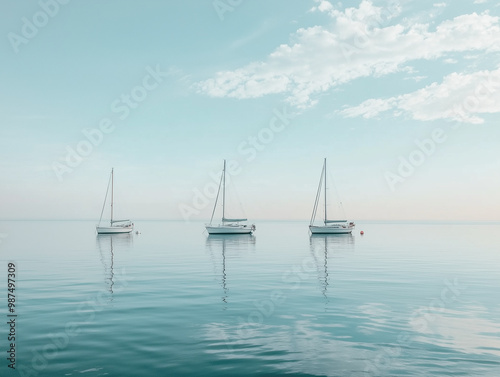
1;218;499;225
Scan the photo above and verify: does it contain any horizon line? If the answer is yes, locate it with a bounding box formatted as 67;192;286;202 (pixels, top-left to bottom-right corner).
0;218;499;224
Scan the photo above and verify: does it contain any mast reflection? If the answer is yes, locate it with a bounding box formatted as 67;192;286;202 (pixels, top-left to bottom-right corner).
96;233;133;297
309;234;354;300
205;234;256;307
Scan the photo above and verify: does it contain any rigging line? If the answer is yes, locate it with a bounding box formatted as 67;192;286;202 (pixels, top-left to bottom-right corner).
339;201;347;220
209;168;224;225
327;167;345;218
228;173;246;219
310;168;323;225
98;171;112;226
310;165;324;225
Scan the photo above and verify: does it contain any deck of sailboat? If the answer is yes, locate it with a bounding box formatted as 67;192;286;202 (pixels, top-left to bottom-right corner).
96;226;134;234
309;224;354;234
205;225;253;234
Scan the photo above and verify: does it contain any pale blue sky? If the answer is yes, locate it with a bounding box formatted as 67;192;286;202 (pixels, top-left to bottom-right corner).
1;0;499;221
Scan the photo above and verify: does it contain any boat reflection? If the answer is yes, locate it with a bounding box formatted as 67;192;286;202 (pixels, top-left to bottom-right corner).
205;234;256;306
96;233;133;296
309;234;354;299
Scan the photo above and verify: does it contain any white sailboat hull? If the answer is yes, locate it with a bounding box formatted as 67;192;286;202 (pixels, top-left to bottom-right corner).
205;225;254;234
309;224;354;234
96;225;134;234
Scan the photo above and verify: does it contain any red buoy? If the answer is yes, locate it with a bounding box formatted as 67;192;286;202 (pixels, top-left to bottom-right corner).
360;231;364;235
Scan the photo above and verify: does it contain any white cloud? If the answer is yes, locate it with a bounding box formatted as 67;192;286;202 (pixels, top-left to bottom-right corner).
474;0;488;4
404;75;428;82
341;98;397;119
196;1;500;108
340;67;500;124
310;0;334;13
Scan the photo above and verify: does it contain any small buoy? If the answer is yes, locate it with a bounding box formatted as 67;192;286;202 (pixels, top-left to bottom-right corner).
360;231;364;235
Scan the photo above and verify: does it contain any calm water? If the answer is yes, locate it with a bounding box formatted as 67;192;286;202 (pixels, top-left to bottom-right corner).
0;220;499;376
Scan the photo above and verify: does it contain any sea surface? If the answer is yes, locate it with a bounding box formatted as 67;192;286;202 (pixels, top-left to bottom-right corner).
0;220;499;376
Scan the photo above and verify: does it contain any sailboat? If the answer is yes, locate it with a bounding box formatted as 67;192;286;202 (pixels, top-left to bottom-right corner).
205;160;255;234
309;158;355;234
96;168;134;234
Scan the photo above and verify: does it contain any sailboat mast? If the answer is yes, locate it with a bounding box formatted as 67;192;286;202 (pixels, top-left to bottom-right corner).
222;160;226;221
324;158;327;224
110;168;114;226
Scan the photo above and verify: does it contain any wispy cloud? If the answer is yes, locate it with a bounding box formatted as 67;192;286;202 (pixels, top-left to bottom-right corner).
9;115;49;121
196;1;500;109
230;20;276;49
340;67;500;124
